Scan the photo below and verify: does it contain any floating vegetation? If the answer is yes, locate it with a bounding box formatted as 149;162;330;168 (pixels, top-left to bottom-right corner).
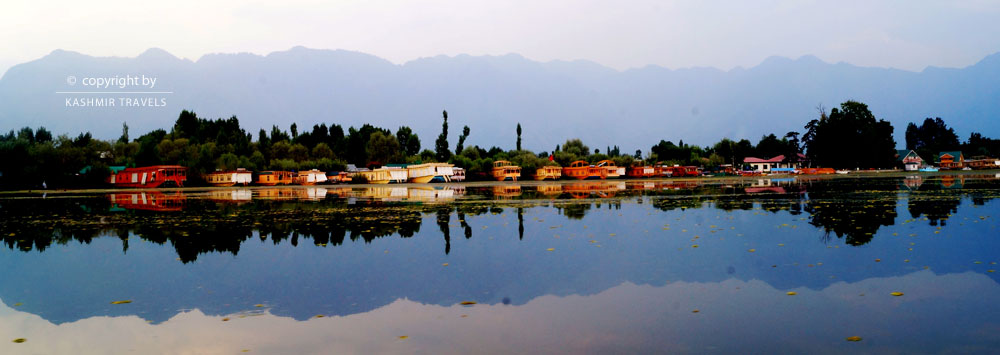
846;336;862;342
12;338;26;343
110;300;132;305
890;292;904;297
786;292;797;296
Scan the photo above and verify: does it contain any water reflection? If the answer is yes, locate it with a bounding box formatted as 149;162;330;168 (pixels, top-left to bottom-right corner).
3;174;1000;352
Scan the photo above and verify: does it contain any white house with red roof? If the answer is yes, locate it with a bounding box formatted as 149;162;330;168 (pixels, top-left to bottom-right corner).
743;154;808;173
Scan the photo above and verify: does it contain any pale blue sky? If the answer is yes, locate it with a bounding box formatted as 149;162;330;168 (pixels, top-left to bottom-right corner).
2;0;1000;75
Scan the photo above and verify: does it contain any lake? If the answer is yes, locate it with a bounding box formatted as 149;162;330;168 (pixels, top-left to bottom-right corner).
2;173;1000;354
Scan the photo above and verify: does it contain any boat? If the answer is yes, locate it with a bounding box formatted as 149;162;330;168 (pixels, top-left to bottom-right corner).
562;160;607;180
596;160;621;179
407;163;455;183
358;168;393;184
107;165;188;188
835;170;850;175
491;160;521;181
452;167;466;182
203;168;253;187
534;165;562;180
325;171;353;184
626;165;655;178
293;169;328;185
358;167;406;184
653;163;674;178
256;170;293;186
918;167;939;172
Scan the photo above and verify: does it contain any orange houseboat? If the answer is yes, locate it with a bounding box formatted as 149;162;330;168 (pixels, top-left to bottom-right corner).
626;165;656;178
534;166;562;180
491;160;521;181
596;160;621;178
562;160;607;180
204;168;253;187
256;171;294;186
107;165;187;188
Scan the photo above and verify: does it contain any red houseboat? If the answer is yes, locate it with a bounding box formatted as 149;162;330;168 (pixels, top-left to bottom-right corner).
562;160;607;180
107;165;188;188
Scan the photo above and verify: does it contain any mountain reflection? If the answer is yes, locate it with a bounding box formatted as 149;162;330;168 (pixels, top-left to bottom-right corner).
2;175;999;260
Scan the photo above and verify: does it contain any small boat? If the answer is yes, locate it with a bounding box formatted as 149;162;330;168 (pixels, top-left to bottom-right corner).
204;168;253;187
835;170;850;175
596;160;621;179
257;170;293;186
918;167;939;172
407;163;455;183
562;160;607;180
534;166;562;181
107;165;188;188
491;160;521;181
293;169;328;185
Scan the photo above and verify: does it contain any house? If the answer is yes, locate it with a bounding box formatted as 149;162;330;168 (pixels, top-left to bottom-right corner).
895;150;923;171
743;154;808;173
938;151;964;170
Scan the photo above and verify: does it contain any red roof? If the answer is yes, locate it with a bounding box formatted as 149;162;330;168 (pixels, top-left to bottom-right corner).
743;154;807;164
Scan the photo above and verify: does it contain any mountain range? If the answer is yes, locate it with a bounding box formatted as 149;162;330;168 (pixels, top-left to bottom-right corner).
1;47;998;152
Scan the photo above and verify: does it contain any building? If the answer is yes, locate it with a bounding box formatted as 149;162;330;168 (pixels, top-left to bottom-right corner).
896;150;923;171
938;151;964;170
743;154;808;173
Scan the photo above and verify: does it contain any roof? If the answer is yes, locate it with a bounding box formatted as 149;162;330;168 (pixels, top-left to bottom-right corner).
743;154;808;164
896;150;922;162
940;151;963;159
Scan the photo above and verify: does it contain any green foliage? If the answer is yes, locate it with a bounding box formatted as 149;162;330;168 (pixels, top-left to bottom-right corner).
435;110;451;162
396;126;421;156
803;100;896;169
906;117;960;162
366;131;403;165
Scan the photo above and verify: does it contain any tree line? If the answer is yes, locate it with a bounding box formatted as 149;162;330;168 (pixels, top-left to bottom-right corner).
2;100;999;189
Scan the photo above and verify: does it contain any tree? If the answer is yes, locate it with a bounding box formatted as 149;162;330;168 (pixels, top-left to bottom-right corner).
35;127;53;144
516;123;522;151
803;101;896;169
290;123;298;140
367;131;403;165
456;125;470;155
396;126;421;156
905;117;960;162
435;110;451;161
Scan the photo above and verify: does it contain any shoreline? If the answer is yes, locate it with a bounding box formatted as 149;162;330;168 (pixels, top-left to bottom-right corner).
2;169;997;196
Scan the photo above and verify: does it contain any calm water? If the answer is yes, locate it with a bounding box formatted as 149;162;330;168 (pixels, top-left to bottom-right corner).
2;174;1000;354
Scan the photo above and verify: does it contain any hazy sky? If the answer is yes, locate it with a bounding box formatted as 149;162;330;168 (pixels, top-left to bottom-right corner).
2;0;1000;76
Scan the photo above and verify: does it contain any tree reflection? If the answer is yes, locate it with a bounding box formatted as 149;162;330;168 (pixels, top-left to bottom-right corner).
804;188;897;246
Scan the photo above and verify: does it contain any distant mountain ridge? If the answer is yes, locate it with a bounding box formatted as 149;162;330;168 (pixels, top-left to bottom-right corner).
1;46;998;152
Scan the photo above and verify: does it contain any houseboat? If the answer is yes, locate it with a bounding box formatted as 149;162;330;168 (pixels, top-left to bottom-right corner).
204;168;253;187
664;166;701;177
653;163;674;178
534;165;562;181
326;171;353;184
256;170;293;186
562;160;607;180
358;168;392;184
293;169;328;185
107;165;188;188
596;160;621;178
491;160;521;181
407;163;455;183
452;167;466;182
626;165;656;178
